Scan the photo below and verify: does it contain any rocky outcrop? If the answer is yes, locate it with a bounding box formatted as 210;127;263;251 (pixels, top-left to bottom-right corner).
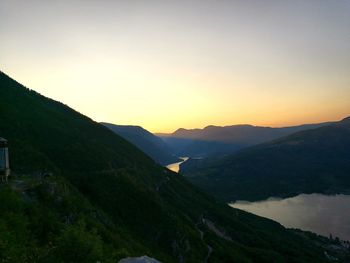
119;256;161;263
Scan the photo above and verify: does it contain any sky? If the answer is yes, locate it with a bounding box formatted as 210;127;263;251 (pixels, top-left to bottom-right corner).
1;0;350;133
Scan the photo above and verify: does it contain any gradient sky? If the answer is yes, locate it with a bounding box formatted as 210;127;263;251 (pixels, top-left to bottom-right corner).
1;0;349;132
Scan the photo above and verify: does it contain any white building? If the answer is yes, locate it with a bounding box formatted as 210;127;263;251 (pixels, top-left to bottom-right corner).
0;137;10;182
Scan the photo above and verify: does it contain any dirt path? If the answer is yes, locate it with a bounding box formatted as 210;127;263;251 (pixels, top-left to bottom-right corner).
195;214;213;263
204;245;213;263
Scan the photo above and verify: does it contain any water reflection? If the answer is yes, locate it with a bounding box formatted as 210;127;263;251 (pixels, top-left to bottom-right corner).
166;157;189;173
230;194;350;241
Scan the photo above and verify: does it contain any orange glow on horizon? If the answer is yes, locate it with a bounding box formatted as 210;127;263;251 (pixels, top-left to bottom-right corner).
1;1;349;133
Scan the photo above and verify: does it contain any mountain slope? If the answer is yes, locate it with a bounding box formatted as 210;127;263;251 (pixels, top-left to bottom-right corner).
0;71;346;262
159;123;331;157
182;118;350;202
101;123;179;165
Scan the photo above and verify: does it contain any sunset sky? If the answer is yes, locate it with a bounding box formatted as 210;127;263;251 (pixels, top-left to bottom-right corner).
1;0;349;132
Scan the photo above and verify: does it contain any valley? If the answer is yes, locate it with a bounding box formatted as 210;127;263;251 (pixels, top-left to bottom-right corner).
3;71;348;262
2;1;349;261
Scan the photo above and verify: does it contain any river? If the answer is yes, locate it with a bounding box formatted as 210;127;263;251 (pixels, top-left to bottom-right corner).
166;157;189;173
230;193;350;241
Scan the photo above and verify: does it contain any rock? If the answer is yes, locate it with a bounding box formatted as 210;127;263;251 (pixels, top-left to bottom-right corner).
118;256;161;263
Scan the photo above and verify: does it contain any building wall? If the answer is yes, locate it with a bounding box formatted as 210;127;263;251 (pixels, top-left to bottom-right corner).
0;148;5;170
0;148;9;171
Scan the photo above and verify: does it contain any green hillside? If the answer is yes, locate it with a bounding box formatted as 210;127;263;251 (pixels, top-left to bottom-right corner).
0;71;348;262
181;118;350;202
102;123;179;165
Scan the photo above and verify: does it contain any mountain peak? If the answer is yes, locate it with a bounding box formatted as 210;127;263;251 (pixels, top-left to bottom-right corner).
174;128;188;133
341;116;350;122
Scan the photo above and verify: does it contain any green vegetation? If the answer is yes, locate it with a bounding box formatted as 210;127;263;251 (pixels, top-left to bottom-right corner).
0;177;136;262
181;118;350;202
0;71;348;262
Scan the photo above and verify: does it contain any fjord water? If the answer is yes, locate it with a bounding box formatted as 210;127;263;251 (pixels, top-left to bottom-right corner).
166;157;189;173
230;194;350;241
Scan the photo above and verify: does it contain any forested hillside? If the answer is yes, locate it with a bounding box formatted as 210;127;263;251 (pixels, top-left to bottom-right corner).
182;118;350;202
102;123;179;165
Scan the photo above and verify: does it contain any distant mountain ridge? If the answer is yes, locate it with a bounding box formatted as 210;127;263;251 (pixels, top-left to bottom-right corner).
158;122;332;157
181;117;350;202
101;123;179;165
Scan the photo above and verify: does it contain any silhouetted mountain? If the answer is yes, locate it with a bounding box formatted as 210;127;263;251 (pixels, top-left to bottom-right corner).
159;123;331;157
182;117;350;202
101;123;179;165
1;71;346;262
